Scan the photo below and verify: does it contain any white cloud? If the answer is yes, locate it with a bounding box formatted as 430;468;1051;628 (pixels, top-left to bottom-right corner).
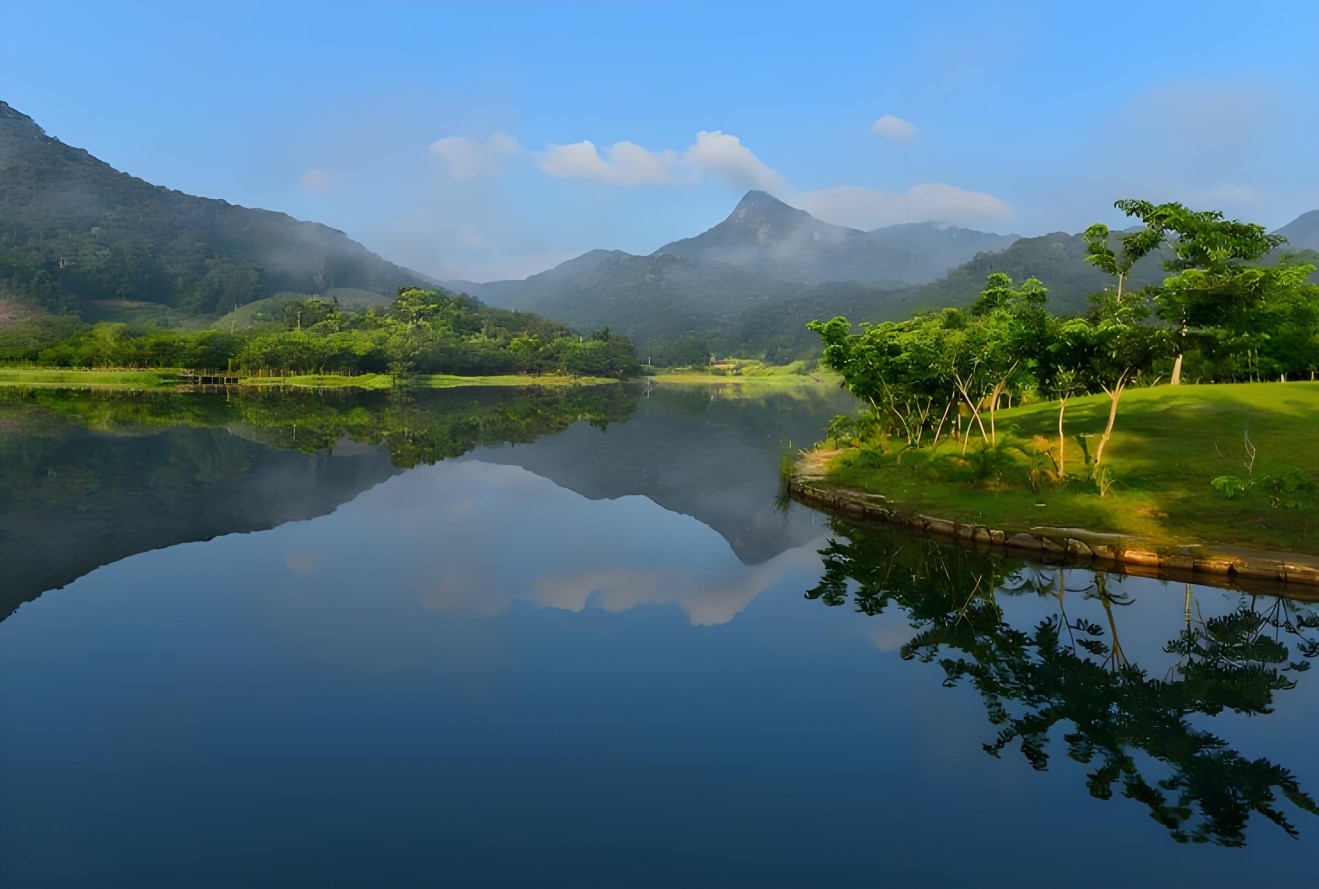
870;114;917;142
684;130;787;193
428;132;522;180
535;130;785;193
795;183;1014;229
300;168;331;192
537;139;688;186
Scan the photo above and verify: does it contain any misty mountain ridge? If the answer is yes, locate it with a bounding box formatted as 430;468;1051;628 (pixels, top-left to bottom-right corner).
451;190;1032;350
0;100;430;318
653;189;1018;286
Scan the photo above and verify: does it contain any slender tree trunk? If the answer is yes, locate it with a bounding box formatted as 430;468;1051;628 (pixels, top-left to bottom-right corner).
1056;396;1068;481
930;397;955;447
1170;352;1183;386
954;377;989;454
988;378;1008;445
1092;370;1131;470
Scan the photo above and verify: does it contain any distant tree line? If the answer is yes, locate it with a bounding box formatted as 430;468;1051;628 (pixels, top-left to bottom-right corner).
0;287;642;379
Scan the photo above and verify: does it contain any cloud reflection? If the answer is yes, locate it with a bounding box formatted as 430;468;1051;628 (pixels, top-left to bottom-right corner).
301;460;827;626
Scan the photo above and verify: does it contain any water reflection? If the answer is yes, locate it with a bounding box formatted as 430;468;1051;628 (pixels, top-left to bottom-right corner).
807;521;1319;846
0;385;637;620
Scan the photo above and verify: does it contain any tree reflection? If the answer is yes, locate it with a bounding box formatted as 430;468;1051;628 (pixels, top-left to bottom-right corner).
806;522;1319;846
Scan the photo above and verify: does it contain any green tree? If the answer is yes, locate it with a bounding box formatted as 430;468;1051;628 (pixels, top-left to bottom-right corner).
1108;199;1306;384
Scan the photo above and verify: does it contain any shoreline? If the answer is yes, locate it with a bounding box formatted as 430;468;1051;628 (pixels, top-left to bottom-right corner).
0;367;620;391
788;459;1319;593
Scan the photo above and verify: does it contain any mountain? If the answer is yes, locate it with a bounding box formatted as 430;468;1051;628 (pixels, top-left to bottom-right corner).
0;100;428;319
455;249;840;345
1276;210;1319;253
654;191;1018;286
450;191;1027;352
655;190;912;285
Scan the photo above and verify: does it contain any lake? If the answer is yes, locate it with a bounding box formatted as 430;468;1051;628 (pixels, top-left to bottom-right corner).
2;382;1318;887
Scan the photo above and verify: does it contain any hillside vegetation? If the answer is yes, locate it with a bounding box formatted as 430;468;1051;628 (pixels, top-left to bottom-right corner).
0;288;642;381
804;199;1319;552
0;100;425;318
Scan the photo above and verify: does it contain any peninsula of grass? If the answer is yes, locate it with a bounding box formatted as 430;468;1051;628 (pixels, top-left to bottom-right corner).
802;381;1319;554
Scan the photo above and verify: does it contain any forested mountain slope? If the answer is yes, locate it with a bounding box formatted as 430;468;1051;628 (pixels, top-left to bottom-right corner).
0;100;427;318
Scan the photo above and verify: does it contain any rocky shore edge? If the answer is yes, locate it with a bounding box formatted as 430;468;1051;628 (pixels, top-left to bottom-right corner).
788;461;1319;594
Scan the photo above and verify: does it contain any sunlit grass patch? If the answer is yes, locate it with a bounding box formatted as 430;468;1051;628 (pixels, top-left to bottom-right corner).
818;381;1319;552
0;367;181;388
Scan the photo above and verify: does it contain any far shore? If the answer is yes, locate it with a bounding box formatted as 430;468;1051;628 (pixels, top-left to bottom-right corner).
0;367;620;391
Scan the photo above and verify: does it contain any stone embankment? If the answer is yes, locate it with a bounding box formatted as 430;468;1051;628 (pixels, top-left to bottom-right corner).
788;452;1319;594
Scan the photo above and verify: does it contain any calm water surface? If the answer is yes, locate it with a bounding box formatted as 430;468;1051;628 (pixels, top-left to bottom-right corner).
1;383;1317;887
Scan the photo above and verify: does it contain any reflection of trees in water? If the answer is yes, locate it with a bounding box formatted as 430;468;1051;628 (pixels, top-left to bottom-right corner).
806;523;1319;846
0;385;639;471
0;385;640;621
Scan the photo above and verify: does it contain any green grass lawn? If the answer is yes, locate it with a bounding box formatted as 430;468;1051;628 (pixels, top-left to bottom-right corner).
417;373;615;389
652;371;837;386
236;373;396;390
818;381;1319;553
0;367;181;388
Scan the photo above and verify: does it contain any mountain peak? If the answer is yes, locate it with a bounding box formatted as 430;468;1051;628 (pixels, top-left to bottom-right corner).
734;190;785;210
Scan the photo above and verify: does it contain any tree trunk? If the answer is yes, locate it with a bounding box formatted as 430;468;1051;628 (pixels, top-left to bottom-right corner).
1170;352;1183;386
1056;396;1068;481
1092;371;1130;470
988;379;1008;445
954;377;989;454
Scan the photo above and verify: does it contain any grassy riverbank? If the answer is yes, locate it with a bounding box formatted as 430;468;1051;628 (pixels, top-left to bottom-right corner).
808;382;1319;553
0;367;620;391
0;367;183;388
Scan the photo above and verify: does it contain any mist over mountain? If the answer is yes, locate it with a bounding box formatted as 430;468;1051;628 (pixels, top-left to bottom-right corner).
654;190;913;285
0;100;429;319
864;221;1021;282
651;190;1021;286
450;191;1033;351
452;249;844;347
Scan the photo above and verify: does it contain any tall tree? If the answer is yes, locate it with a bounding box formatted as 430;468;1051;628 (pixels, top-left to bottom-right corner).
1109;200;1298;384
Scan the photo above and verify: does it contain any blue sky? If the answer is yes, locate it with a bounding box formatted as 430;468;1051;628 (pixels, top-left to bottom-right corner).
3;1;1317;280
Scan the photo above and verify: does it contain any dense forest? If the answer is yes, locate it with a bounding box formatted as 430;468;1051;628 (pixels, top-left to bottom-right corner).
0;287;642;379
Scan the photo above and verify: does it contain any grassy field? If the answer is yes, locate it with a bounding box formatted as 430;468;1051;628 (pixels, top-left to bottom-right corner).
0;367;181;388
816;381;1319;553
0;367;619;392
652;371;839;387
418;373;615;389
236;372;396;390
